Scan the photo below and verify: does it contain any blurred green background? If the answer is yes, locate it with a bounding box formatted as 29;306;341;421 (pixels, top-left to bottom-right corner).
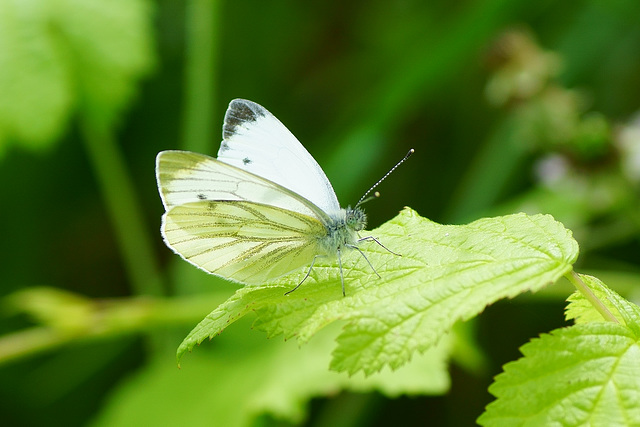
1;0;640;426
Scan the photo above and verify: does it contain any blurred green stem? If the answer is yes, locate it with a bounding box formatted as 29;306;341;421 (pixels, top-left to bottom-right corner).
182;0;220;153
324;0;520;200
80;117;164;297
445;115;530;223
0;294;222;366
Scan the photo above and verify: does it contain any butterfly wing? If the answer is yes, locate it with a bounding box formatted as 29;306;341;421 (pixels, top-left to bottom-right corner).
218;99;341;215
156;150;330;222
161;200;326;284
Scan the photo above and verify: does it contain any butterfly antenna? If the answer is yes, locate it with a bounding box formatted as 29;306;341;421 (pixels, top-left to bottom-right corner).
356;149;414;207
357;191;380;206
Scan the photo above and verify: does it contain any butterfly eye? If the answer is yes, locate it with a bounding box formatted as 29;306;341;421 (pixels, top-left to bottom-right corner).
346;207;367;232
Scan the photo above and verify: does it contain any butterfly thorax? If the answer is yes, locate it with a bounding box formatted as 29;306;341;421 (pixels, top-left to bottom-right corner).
318;206;367;255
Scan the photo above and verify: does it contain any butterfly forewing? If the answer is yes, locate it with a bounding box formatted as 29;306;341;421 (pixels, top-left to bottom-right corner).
161;200;327;284
156;150;329;222
218;99;341;215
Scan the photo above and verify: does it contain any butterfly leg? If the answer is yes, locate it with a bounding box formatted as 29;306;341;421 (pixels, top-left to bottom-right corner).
337;249;346;297
358;235;401;256
348;244;382;279
284;255;324;296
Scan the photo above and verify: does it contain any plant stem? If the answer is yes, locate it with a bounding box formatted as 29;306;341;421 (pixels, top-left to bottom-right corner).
80;116;164;297
0;293;222;366
182;0;220;153
566;270;619;323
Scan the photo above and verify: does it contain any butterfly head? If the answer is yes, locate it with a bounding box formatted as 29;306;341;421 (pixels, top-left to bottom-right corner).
345;206;367;232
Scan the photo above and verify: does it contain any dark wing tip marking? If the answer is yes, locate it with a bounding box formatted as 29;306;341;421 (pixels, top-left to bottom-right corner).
223;99;267;140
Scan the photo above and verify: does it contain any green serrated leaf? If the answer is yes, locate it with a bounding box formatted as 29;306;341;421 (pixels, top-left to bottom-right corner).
566;274;624;324
0;0;154;152
178;208;578;375
478;322;640;426
603;295;640;337
585;274;640;337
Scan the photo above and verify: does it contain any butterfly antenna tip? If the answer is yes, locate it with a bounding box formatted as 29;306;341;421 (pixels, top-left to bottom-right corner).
356;148;414;207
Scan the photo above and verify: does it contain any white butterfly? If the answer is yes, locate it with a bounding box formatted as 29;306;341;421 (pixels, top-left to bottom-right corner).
156;99;410;296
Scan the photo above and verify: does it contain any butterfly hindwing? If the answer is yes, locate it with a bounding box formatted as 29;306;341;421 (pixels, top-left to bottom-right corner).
162;200;327;284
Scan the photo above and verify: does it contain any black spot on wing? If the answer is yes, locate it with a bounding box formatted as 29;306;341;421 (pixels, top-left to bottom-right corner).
197;193;207;200
242;157;252;165
223;99;267;140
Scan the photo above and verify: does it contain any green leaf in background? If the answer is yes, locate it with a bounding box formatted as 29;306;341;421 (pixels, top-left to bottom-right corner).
0;0;154;153
94;323;451;427
178;208;579;375
479;275;640;426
